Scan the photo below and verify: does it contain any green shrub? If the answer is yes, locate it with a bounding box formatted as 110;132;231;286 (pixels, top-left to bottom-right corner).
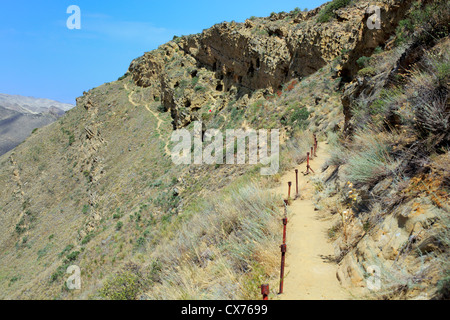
291;107;310;129
194;86;205;92
157;104;166;113
191;77;199;86
68;134;75;146
395;0;449;45
117;73;129;81
15;217;26;234
116;221;123;231
356;56;372;68
373;46;383;55
9;275;21;286
135;237;146;250
50;262;71;282
81;233;95;245
358;66;377;77
83;171;92;183
292;7;301;14
318;0;351;23
58;244;74;258
99;271;142;300
66;251;80;261
82;204;90;214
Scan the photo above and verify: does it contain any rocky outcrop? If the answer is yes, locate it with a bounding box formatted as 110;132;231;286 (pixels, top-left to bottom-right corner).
127;0;412;130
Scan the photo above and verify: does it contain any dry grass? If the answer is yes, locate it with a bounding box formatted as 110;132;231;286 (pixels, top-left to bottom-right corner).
280;130;315;172
140;180;282;300
343;129;401;185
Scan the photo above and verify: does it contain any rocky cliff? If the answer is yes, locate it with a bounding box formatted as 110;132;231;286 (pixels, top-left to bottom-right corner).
127;0;411;130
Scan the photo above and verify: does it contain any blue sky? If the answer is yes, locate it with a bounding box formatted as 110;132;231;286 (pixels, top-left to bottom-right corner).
0;1;327;104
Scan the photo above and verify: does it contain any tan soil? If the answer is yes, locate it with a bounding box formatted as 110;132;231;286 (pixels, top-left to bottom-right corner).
273;142;351;300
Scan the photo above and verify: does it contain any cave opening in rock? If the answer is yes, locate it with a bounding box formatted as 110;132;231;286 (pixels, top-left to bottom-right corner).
248;63;255;76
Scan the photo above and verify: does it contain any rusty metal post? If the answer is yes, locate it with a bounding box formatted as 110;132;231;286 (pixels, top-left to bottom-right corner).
287;181;292;203
279;244;287;294
314;134;318;157
282;217;288;244
306;152;315;174
283;199;288;218
260;284;269;300
306;152;310;174
295;169;299;199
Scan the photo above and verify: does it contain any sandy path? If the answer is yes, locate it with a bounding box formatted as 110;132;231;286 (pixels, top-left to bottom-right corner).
274;142;350;300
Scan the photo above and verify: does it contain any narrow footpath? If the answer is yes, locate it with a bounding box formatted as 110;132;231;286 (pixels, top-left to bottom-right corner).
124;82;171;155
274;142;350;300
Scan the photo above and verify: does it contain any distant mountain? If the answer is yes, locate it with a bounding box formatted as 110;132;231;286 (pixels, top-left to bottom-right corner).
0;94;74;155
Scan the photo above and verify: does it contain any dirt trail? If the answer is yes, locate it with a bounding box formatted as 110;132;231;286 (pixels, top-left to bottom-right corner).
274;142;350;300
124;83;171;155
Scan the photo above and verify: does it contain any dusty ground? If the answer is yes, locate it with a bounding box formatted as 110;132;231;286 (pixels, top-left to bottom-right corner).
273;142;352;300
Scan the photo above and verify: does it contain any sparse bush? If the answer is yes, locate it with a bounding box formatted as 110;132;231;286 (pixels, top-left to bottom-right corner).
117;73;129;81
356;56;372;68
81;232;95;245
318;0;351;23
99;271;141;300
406;49;449;145
9;275;21;286
82;204;89;214
194;86;205;92
191;76;199;86
66;251;80;261
156;104;166;113
395;0;450;45
99;263;148;300
291;107;310;129
358;66;377;77
15;217;26;235
292;7;301;15
344;130;400;185
326;131;349;166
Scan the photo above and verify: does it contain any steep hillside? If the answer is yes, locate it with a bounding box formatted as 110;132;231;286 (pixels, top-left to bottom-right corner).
0;0;447;300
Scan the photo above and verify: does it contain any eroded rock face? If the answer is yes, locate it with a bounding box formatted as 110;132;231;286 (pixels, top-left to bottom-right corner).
127;1;411;130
